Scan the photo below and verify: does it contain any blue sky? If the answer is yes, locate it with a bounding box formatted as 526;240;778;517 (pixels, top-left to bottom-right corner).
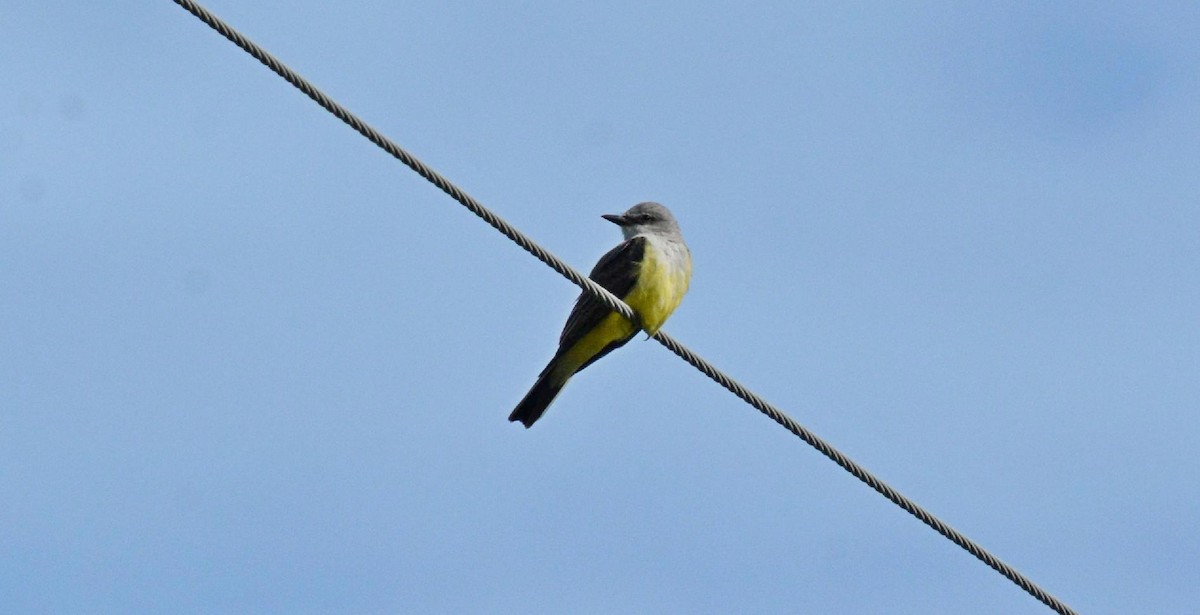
3;2;1198;613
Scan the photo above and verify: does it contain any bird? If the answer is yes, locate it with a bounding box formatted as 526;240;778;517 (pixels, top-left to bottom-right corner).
509;202;692;428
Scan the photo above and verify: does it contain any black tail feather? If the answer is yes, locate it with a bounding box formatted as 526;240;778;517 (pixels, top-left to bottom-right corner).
509;372;565;428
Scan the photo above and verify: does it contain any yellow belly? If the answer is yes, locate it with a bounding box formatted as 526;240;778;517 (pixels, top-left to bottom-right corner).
623;245;690;335
553;244;691;379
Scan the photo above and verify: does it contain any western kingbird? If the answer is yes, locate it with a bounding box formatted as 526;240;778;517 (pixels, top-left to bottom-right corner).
509;202;692;428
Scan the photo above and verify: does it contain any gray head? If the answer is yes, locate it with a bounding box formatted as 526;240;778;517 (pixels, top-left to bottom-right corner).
601;202;682;240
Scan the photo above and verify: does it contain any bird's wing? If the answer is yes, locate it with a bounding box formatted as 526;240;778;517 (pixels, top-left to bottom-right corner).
557;236;646;351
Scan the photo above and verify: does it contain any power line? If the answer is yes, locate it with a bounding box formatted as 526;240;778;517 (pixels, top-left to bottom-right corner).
167;2;1077;613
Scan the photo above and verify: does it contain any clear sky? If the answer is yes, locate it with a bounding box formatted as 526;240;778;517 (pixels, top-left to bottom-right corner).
3;2;1198;613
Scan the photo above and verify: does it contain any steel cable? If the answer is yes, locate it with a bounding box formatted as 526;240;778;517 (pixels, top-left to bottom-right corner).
169;2;1077;613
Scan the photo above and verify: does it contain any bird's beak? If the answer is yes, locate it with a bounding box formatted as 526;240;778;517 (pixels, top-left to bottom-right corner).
602;213;630;226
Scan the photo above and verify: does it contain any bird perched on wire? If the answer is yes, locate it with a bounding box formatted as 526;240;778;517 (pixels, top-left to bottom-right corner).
509;202;692;428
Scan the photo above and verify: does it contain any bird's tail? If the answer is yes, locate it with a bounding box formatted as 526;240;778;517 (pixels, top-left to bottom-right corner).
509;370;567;429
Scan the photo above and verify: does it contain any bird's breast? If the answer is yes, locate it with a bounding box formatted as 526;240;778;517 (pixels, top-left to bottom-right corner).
624;238;692;335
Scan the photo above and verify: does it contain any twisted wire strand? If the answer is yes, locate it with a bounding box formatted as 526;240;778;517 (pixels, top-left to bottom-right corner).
652;335;1072;612
169;2;1076;613
168;0;635;325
